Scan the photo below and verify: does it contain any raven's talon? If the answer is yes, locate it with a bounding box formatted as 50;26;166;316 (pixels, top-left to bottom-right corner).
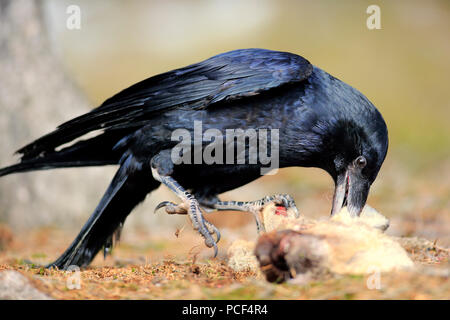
154;201;173;213
187;199;220;256
202;234;218;257
204;220;221;242
154;201;187;215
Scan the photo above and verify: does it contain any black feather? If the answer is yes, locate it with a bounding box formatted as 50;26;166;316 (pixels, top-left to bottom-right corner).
15;49;312;160
47;156;158;269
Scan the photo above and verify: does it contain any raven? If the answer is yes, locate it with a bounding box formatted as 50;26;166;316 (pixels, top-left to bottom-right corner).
0;49;388;269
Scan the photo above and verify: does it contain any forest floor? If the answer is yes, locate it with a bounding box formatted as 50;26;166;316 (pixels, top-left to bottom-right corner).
0;225;448;300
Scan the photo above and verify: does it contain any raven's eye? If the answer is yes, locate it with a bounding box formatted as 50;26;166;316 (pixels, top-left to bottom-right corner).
354;156;367;168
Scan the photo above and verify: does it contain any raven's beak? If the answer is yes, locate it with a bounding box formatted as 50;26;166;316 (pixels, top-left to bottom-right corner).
330;168;370;217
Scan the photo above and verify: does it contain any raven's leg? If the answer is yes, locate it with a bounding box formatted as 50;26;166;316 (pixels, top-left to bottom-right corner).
212;194;299;233
150;151;220;256
156;194;299;234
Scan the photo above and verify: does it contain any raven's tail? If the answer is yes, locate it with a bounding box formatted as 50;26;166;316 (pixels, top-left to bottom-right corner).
47;156;159;270
0;130;129;178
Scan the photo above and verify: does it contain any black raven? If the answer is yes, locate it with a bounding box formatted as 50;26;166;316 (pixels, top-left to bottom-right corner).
0;49;388;269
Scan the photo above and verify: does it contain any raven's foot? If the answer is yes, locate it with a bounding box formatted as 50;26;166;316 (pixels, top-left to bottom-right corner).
155;200;221;243
150;150;220;256
213;194;299;233
154;196;220;256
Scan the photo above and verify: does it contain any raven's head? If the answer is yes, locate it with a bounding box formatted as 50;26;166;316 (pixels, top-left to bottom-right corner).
294;66;389;217
321;116;388;217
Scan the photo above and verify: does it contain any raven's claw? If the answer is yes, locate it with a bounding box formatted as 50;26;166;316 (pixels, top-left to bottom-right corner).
154;201;187;214
154;199;220;255
186;198;219;257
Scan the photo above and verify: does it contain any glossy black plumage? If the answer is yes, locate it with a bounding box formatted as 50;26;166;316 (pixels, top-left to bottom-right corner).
0;49;388;268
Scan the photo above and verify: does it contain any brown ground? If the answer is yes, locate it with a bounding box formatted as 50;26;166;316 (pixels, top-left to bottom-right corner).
0;223;448;300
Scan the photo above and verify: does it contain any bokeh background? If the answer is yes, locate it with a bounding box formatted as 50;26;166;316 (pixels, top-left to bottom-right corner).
1;0;449;261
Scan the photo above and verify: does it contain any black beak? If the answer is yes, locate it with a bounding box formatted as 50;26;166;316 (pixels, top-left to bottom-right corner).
331;168;370;217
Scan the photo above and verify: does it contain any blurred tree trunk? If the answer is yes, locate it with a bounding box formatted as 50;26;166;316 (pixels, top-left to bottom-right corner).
0;0;112;229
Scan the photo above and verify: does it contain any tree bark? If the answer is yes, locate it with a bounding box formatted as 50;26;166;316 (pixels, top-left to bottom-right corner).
0;0;112;229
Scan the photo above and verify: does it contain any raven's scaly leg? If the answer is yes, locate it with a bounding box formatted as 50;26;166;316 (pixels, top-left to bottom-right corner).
213;194;299;233
150;151;220;256
156;194;299;234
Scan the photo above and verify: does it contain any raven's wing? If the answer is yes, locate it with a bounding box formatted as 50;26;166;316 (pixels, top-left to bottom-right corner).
18;49;313;159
